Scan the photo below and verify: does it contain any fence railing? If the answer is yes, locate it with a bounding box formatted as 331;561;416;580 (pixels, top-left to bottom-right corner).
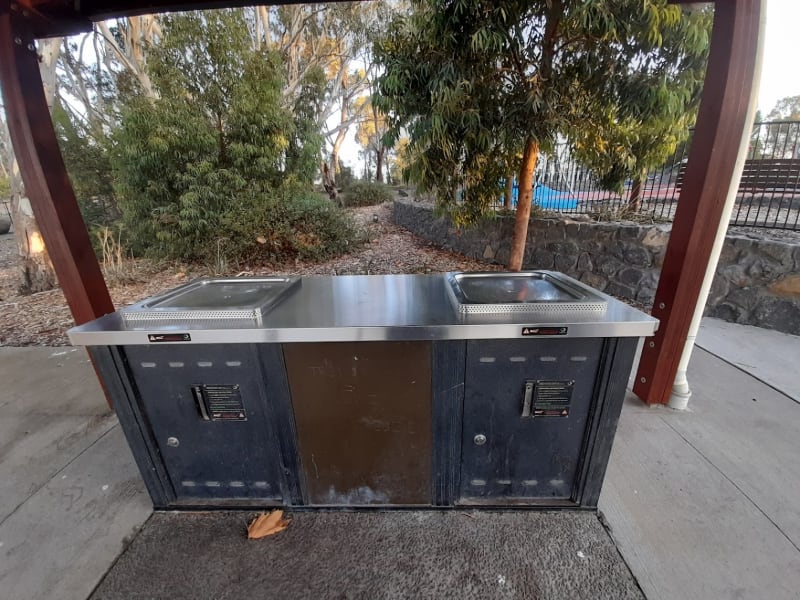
499;120;800;231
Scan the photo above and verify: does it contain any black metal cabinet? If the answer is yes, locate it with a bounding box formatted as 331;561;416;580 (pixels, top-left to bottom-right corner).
124;344;284;502
459;339;603;503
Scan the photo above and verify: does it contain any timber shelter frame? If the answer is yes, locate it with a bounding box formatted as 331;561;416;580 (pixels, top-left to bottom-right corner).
0;0;763;406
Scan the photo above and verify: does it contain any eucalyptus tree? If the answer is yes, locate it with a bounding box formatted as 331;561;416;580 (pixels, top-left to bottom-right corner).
375;0;711;270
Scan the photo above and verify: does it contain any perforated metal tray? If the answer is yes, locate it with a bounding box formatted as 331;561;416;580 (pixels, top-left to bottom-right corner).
121;277;300;326
446;271;607;315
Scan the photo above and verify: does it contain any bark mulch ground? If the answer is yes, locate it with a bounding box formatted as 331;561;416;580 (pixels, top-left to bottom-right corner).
0;203;500;347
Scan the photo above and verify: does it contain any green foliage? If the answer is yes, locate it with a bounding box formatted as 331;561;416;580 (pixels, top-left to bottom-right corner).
374;0;712;222
0;175;9;199
52;103;120;231
340;181;394;207
112;10;330;262
220;184;361;266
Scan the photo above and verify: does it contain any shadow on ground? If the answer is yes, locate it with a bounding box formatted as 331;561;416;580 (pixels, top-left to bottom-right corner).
90;510;643;600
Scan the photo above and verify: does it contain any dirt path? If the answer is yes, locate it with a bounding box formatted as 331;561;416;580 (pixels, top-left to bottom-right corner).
0;203;499;346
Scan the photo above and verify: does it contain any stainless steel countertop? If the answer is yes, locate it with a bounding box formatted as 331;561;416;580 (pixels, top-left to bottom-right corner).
68;273;659;346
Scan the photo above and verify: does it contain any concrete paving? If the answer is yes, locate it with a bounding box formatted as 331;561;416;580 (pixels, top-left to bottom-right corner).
696;317;800;403
600;345;800;600
0;347;152;600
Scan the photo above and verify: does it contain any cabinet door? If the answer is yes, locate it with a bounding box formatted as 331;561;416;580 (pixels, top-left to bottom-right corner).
126;344;283;502
460;339;603;502
283;341;432;505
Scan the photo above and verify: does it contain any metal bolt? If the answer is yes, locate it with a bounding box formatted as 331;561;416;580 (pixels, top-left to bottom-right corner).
22;10;29;17
27;43;35;52
473;434;487;446
166;437;180;447
649;341;655;348
640;377;647;384
14;37;22;45
10;3;18;11
658;302;666;310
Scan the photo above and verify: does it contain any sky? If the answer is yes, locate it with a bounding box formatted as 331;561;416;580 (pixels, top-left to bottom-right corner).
758;0;800;115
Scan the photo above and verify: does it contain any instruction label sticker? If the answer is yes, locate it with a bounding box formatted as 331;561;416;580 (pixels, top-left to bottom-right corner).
533;380;574;417
521;327;568;337
148;333;192;342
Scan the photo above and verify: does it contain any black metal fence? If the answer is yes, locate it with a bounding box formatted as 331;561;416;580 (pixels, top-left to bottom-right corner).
502;120;800;230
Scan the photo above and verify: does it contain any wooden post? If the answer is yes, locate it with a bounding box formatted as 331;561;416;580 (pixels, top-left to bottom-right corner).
0;5;114;325
634;0;763;405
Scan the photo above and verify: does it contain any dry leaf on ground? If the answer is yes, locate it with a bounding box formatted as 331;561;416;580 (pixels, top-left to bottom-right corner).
247;510;291;539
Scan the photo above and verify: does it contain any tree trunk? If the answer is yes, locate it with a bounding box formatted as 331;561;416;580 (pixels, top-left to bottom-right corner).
504;173;514;209
376;146;385;183
8;37;62;294
628;168;647;212
322;162;338;203
508;138;540;272
331;119;348;174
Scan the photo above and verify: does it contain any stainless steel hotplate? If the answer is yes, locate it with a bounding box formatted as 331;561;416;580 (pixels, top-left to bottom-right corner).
446;271;607;315
120;277;300;326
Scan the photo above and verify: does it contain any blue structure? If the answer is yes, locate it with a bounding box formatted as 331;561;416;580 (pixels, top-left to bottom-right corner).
502;180;580;211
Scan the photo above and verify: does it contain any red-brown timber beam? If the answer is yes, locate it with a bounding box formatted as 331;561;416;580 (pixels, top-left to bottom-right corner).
0;2;114;326
633;0;762;405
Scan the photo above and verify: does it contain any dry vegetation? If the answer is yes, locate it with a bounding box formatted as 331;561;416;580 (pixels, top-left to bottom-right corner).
0;203;499;346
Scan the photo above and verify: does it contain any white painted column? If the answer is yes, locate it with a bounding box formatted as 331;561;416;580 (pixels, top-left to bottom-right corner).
668;2;768;410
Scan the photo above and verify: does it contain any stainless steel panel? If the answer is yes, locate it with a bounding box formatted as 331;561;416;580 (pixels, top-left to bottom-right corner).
69;273;659;346
121;277;300;325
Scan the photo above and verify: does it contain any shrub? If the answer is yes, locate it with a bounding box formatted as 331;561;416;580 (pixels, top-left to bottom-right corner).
336;165;355;190
340;180;393;207
218;183;362;267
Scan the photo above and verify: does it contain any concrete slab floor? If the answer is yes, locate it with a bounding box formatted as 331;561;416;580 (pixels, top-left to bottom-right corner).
696;317;800;403
90;511;643;600
600;348;800;600
0;347;152;600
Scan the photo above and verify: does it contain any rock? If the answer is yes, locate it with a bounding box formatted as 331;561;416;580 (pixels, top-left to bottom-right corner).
636;287;656;307
641;226;670;249
529;249;555;269
717;240;739;266
719;264;751;287
730;236;754;251
726;287;760;310
752;296;800;336
546;241;579;255
758;241;795;268
554;254;577;272
608;241;625;260
709;302;745;323
605;281;637;301
596;255;623;276
564;222;580;237
707;275;731;306
768;275;800;298
577;252;593;271
618;267;645;287
580;272;608;291
623;244;652;268
483;245;496;260
544;224;566;241
581;241;605;254
0;215;10;235
618;225;644;241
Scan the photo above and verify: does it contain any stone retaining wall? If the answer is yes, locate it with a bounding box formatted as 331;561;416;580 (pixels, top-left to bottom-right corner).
394;199;800;335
